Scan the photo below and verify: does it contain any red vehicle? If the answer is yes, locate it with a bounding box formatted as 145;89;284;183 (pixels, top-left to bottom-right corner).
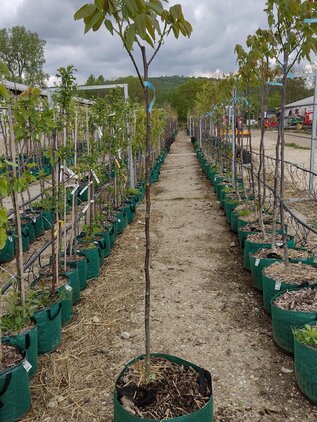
304;111;313;126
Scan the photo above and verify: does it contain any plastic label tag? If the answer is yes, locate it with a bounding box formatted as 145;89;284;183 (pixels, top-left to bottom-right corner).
92;170;100;184
22;359;32;373
71;184;79;195
8;236;13;242
32;218;37;223
65;284;72;292
82;204;89;214
276;242;283;247
118;219;121;223
80;185;89;195
255;258;261;267
275;281;282;291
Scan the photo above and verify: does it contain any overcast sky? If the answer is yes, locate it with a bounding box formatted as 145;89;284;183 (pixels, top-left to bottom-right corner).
0;0;269;84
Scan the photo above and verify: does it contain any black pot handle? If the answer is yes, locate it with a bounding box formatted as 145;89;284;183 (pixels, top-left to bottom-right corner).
25;333;31;350
47;302;62;321
130;205;136;213
109;226;114;235
98;240;106;249
0;372;12;401
98;247;102;258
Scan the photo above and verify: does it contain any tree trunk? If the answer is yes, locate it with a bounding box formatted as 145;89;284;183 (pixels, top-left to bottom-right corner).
280;55;289;266
141;46;151;382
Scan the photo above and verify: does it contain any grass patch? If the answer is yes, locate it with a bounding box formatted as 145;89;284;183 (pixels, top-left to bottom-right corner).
285;142;310;150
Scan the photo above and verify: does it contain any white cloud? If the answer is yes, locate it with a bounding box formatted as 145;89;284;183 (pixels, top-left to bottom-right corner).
0;0;269;83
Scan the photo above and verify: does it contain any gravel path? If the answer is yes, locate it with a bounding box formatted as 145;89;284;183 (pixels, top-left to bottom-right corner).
24;131;317;421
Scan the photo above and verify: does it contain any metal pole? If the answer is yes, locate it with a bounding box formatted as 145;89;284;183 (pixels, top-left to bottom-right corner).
309;76;317;196
199;115;202;148
232;91;236;183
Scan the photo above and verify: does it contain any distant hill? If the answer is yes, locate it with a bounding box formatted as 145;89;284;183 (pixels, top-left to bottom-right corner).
81;74;212;104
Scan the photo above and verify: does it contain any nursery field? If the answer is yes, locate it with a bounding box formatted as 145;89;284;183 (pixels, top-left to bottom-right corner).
22;131;317;421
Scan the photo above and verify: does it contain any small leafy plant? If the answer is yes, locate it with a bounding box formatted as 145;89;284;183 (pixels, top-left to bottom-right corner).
1;290;38;335
293;324;317;349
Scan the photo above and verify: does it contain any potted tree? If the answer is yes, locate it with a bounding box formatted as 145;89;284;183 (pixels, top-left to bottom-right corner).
75;1;213;420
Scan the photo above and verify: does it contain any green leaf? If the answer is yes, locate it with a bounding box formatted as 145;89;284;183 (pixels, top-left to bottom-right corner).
84;11;104;33
0;227;7;250
0;84;10;100
104;19;114;34
0;207;8;225
125;24;136;51
74;3;97;20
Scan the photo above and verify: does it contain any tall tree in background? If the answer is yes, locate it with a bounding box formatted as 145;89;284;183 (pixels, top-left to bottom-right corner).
0;26;47;86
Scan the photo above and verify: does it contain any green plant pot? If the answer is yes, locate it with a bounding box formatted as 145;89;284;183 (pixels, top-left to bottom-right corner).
26;212;45;238
262;269;304;314
34;209;53;230
224;200;239;224
0;235;15;264
97;229;111;258
250;254;282;291
0;345;32;422
294;321;317;403
57;283;73;327
271;288;317;354
21;225;30;252
108;222;117;249
21;216;36;244
243;236;295;271
231;211;239;233
114;353;213;422
62;264;80;304
73;254;88;290
2;325;38;378
115;211;125;235
33;301;62;354
76;245;100;280
93;236;106;265
250;248;314;292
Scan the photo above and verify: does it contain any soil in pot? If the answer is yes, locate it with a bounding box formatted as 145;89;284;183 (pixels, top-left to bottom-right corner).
262;262;317;313
272;288;317;353
116;356;212;420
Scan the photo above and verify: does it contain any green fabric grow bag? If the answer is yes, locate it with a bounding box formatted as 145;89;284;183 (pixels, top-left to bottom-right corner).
58;284;73;327
224;201;239;224
114;353;213;422
93;236;106;265
125;202;136;224
21;225;30;252
115;211;126;234
27;212;45;238
294;322;317;403
262;270;302;314
271;288;317;354
63;264;80;304
0;346;31;422
243;236;295;271
76;245;100;280
108;222;117;249
21;216;35;244
3;325;38;378
32;206;53;230
250;248;314;292
231;211;239;233
97;230;111;258
250;254;281;291
0;235;15;264
33;301;62;354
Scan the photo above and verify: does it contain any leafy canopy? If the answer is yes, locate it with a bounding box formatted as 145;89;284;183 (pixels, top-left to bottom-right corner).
74;0;192;52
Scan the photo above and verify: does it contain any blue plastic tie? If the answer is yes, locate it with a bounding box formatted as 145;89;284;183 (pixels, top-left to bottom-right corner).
144;81;156;113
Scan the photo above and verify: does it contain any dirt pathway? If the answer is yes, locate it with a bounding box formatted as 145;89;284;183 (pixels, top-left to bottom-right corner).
24;131;317;421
